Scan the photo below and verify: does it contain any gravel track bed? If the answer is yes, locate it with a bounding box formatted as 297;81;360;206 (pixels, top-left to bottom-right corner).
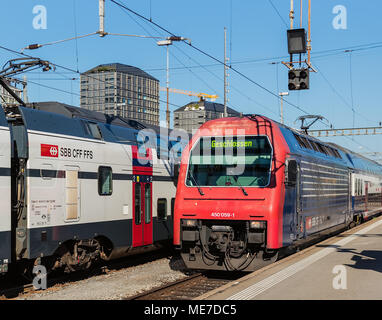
16;256;188;300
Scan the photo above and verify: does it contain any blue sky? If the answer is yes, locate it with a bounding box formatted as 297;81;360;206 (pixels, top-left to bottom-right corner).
1;0;381;160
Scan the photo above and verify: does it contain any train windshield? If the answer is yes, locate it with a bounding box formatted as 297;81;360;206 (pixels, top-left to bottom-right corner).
186;136;272;187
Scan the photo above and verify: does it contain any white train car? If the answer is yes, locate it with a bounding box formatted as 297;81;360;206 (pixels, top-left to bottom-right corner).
6;103;181;273
352;171;382;220
0;109;11;273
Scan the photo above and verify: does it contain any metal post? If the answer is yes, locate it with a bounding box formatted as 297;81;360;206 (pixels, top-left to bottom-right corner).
99;0;105;37
307;0;311;64
224;27;228;118
290;0;294;29
279;92;289;124
166;45;170;128
23;75;28;103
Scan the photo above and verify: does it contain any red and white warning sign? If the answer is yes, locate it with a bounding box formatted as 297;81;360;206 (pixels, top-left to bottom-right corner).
41;144;59;158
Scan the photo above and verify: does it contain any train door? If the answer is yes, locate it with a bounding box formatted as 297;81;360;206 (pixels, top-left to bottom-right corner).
64;166;81;222
132;176;153;247
286;158;303;239
346;171;353;224
295;161;304;238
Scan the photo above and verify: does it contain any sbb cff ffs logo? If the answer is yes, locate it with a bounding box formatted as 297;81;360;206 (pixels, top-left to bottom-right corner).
41;144;59;158
41;144;94;159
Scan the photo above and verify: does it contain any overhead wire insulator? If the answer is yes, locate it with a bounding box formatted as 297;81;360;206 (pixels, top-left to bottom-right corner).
25;44;42;50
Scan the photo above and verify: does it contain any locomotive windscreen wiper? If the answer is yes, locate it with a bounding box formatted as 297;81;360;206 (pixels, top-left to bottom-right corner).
188;171;204;196
232;174;248;196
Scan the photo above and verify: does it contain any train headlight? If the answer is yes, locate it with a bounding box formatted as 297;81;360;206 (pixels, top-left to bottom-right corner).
250;221;266;230
183;219;197;227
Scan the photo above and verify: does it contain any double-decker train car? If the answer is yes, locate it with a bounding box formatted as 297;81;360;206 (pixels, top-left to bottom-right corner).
174;114;382;271
0;110;11;273
0;102;185;274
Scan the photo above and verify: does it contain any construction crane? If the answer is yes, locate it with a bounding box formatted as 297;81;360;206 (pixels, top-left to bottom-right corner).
160;87;218;102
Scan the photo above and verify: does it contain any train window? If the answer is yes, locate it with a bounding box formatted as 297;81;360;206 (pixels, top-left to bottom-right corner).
135;184;141;225
171;198;175;219
40;163;55;180
157;198;167;221
82;121;103;140
98;166;113;196
157;136;169;160
145;184;151;224
187;136;272;187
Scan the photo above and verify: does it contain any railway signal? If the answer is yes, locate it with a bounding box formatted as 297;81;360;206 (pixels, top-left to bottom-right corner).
288;68;309;91
282;0;315;90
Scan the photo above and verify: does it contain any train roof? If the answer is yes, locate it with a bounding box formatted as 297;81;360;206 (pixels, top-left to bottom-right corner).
17;102;170;146
197;114;382;176
28;101;160;132
277;119;382;176
326;142;382;175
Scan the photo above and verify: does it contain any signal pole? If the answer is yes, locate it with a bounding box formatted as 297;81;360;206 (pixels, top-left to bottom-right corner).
290;0;294;29
224;27;228;118
279;92;289;124
307;0;312;65
99;0;106;37
157;36;191;128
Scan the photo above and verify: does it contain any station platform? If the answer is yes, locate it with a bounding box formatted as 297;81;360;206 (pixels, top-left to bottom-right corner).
198;215;382;300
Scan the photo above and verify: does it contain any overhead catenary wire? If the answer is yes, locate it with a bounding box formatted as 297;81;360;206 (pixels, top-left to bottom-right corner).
108;0;380;155
114;1;281;120
348;50;355;130
267;0;289;28
113;2;221;97
0;2;377;153
0;45;184;114
0;44;374;154
72;0;80;73
108;0;328;119
108;0;381;151
311;59;375;125
128;41;382;73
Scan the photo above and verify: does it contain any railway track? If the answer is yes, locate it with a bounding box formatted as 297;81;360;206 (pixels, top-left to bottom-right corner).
127;272;242;300
0;248;173;299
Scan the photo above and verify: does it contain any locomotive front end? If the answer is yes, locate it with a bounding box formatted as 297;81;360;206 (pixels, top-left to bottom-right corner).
174;117;288;271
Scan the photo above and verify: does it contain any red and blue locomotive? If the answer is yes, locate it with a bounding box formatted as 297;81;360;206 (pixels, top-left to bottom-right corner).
174;115;382;271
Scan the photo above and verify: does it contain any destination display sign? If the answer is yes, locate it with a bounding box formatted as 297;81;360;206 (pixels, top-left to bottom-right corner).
211;139;253;148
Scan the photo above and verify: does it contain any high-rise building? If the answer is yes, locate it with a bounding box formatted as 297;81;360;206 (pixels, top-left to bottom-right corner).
0;77;27;106
173;100;240;134
80;63;159;126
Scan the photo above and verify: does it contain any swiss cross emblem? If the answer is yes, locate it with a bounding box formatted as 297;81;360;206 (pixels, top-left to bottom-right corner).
41;144;59;158
49;146;58;156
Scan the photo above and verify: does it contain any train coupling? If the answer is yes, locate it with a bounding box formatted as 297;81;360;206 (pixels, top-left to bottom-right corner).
209;225;234;253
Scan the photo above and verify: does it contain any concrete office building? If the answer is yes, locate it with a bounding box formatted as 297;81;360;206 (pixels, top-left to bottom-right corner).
173;100;241;134
80;63;160;126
